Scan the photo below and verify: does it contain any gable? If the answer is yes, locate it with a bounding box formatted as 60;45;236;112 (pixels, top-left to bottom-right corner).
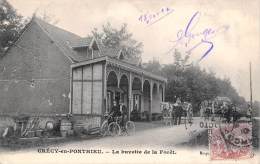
0;19;72;115
2;17;141;65
0;19;72;80
119;52;124;60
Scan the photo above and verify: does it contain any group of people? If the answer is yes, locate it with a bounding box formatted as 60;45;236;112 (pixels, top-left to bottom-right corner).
201;100;253;123
162;98;193;125
221;103;252;122
172;100;183;125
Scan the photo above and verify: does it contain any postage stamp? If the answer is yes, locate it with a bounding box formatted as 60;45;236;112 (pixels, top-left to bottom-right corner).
209;122;253;160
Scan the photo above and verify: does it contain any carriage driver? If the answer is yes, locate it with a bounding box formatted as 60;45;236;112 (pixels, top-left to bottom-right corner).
174;98;183;125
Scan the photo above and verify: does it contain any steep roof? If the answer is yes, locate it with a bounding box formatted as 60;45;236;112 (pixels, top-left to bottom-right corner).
34;18;125;62
70;37;93;48
34;18;84;62
7;17;139;65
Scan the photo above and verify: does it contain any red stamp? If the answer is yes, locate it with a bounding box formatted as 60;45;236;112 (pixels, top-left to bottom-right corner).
209;122;253;160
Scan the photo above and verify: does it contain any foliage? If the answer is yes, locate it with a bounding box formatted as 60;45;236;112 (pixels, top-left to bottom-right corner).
142;58;162;76
91;22;143;63
35;11;59;25
0;0;24;55
34;7;59;25
143;49;246;113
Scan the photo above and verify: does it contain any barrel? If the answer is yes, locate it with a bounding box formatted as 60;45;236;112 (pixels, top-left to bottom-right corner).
35;129;43;137
60;120;72;131
60;130;67;137
73;121;88;135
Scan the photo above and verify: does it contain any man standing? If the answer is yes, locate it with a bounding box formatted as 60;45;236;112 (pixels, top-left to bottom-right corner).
186;103;193;124
174;98;183;125
121;104;128;127
225;104;232;123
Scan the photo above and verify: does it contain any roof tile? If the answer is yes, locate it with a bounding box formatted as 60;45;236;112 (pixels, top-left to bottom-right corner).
33;18;136;64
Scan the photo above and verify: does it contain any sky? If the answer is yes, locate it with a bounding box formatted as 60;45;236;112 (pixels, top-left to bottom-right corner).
7;0;260;101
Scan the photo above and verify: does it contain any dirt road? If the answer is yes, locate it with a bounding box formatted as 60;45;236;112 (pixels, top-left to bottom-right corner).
56;119;205;149
1;119;259;164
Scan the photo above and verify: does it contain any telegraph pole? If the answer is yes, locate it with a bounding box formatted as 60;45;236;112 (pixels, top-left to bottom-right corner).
249;62;253;108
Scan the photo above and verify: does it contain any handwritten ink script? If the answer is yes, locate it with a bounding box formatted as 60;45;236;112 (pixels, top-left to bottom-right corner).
138;7;174;26
170;11;229;64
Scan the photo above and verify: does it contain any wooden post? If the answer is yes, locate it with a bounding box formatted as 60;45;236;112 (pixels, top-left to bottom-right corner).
103;62;107;114
149;80;153;121
249;62;253;108
81;67;84;114
128;72;132;121
163;83;166;102
91;64;94;114
69;67;73;114
91;48;94;59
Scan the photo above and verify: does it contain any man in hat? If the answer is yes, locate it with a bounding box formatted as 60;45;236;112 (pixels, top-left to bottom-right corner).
109;100;121;122
174;98;183;125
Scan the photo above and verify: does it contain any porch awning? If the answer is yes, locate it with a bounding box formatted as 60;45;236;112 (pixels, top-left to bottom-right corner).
132;90;142;95
107;86;124;93
71;56;167;83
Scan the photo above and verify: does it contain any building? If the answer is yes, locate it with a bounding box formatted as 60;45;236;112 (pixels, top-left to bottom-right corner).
0;17;166;130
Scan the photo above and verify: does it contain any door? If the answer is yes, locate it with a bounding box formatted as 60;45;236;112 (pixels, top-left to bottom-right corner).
115;91;121;106
107;91;113;112
133;94;141;112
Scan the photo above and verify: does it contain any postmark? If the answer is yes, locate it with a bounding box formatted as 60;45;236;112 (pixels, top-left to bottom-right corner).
209;122;253;160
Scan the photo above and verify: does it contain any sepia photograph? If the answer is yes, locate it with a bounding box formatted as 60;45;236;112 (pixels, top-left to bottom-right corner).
0;0;259;163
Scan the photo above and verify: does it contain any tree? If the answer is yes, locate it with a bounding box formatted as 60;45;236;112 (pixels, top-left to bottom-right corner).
0;0;24;55
36;11;59;25
91;22;143;63
173;49;189;69
143;58;162;76
33;6;59;25
143;49;247;114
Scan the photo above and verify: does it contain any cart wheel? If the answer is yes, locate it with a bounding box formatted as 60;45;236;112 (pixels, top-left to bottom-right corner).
108;122;121;136
100;120;109;137
125;121;135;136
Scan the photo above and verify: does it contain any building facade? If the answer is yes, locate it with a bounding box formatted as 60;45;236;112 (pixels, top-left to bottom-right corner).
71;56;166;123
0;17;166;130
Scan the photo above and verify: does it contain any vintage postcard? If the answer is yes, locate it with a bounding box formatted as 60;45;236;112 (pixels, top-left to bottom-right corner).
0;0;259;163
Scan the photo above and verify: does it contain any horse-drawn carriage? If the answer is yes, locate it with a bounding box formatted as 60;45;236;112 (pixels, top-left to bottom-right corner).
160;101;193;126
160;102;173;125
200;96;232;121
200;96;250;122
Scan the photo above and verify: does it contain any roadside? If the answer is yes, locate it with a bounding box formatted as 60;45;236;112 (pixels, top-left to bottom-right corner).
0;118;202;151
1;117;258;151
41;118;206;149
